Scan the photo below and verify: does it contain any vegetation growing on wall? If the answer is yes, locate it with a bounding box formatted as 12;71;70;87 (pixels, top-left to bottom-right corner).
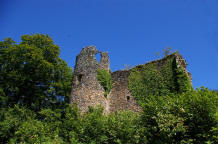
174;62;192;93
97;69;112;96
128;53;192;104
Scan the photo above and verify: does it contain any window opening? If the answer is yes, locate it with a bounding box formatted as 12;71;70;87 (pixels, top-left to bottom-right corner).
127;96;130;101
78;74;83;83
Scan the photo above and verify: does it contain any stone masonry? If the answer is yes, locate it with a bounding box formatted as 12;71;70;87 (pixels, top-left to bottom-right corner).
70;46;108;112
70;46;191;113
108;70;142;112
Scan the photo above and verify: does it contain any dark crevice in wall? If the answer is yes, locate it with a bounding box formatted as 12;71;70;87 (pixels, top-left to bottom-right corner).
127;96;130;101
78;74;83;83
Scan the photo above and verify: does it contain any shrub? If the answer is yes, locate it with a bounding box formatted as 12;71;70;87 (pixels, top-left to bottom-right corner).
141;95;186;143
59;104;82;143
97;69;113;96
141;88;218;144
105;111;147;144
0;105;36;143
13;119;64;144
180;87;218;143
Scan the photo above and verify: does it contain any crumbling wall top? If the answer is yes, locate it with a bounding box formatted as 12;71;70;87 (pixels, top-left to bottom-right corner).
74;46;110;75
80;46;99;56
100;52;110;72
74;46;100;75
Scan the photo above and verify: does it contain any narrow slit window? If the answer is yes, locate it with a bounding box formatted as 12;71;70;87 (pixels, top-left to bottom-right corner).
127;96;130;101
78;74;83;82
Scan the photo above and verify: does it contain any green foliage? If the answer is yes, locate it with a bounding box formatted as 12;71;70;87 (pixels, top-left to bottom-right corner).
97;69;112;96
0;89;217;143
128;53;215;143
141;95;187;143
70;107;147;144
78;106;106;143
0;105;145;144
174;63;192;93
13;119;64;144
0;105;36;143
0;34;73;110
128;53;192;104
180;88;218;143
104;111;147;144
141;88;218;144
128;63;169;104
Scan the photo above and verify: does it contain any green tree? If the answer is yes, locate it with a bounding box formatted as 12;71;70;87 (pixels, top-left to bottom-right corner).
0;34;73;110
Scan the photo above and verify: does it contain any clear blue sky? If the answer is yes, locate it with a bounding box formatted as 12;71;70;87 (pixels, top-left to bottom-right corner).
0;0;218;89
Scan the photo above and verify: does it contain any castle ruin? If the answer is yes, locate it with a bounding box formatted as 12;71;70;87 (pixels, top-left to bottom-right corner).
70;46;191;113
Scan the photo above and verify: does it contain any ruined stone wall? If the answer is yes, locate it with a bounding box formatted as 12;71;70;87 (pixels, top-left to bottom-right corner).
107;53;191;113
108;70;142;112
175;53;192;82
70;47;192;113
134;53;191;81
70;46;109;113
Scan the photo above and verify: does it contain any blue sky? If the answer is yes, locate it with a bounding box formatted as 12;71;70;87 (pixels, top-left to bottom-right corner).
0;0;218;89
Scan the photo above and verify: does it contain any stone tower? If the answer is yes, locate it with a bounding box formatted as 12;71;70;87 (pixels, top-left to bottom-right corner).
70;46;110;113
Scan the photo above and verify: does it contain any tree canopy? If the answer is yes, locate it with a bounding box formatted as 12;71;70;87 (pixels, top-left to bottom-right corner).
0;34;73;110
